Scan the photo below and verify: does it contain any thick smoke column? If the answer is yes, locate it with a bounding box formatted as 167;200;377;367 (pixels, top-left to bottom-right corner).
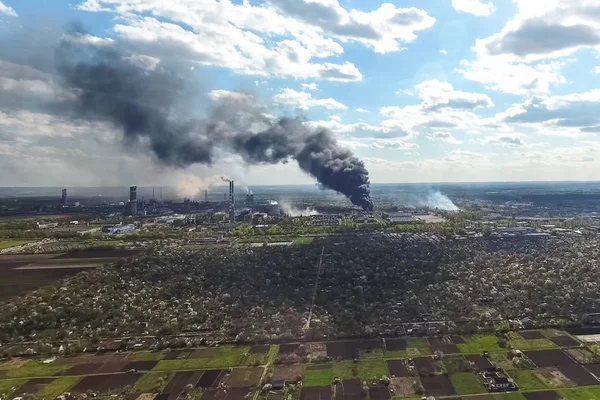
55;29;374;210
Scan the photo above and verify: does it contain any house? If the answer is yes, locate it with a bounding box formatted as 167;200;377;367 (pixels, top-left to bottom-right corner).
521;317;534;329
271;379;285;390
481;368;519;392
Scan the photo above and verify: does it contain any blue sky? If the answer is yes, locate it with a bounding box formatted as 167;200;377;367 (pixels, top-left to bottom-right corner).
0;0;600;188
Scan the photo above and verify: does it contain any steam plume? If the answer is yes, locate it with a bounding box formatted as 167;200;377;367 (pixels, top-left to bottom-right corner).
54;28;374;211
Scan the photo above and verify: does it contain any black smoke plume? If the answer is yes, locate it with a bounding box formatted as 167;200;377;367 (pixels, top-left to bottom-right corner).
55;29;374;210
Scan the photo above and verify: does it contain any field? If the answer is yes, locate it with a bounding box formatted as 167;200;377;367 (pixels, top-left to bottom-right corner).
303;366;333;387
0;330;599;399
510;370;548;390
0;240;29;250
292;237;314;245
153;346;248;370
508;332;558;351
458;335;501;354
450;372;486;395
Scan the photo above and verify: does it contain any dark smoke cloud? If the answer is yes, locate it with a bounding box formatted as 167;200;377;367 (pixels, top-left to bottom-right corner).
53;26;374;210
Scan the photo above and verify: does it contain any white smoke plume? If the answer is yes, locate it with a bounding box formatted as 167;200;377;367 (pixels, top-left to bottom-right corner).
279;200;319;217
176;174;224;199
419;191;458;211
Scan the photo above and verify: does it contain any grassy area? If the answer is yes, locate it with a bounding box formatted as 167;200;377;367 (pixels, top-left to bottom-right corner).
0;379;27;398
443;356;473;374
357;360;388;380
133;371;173;392
385;337;432;359
541;329;563;338
495;392;527;399
457;335;501;354
242;352;269;366
449;372;486;395
6;361;68;379
534;368;576;388
303;367;333;387
293;237;314;245
509;370;547;390
490;353;517;370
266;345;279;366
559;387;600;400
332;360;387;381
154;346;247;370
507;332;558;350
35;377;80;400
407;337;432;356
132;351;166;361
0;240;30;249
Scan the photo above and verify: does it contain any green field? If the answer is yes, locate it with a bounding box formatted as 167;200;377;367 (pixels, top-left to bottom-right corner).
303;367;333;387
443;356;473;374
131;351;166;361
0;240;29;249
133;372;173;392
154;346;248;370
35;377;80;400
385;337;432;358
495;392;527;399
293;237;314;245
6;361;68;379
450;372;486;395
457;335;501;354
509;370;547;390
0;379;27;398
331;360;388;381
507;332;558;350
534;368;576;388
560;386;600;400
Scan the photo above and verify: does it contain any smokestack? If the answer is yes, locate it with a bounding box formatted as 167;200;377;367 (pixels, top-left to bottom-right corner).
229;181;235;223
204;190;208;203
129;186;138;216
61;188;67;206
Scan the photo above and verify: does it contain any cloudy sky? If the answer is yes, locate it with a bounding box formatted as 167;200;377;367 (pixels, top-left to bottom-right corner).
1;0;600;187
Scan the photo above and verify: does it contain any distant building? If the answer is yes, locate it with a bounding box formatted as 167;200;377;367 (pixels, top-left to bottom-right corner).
311;214;341;225
61;188;67;206
106;224;136;235
129;186;138;216
37;222;59;229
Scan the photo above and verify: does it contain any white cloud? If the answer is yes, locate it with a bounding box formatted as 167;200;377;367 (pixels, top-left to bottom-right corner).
76;0;436;81
273;88;347;110
452;0;495;16
301;83;317;91
444;150;485;162
396;88;414;96
0;1;17;17
427;131;462;144
371;139;419;150
473;0;600;62
381;80;493;134
306;118;411;139
479;134;527;147
355;108;369;113
456;59;566;95
440;49;448;55
594;66;600;74
496;90;600;136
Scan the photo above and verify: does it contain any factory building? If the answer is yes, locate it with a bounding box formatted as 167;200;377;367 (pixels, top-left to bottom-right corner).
103;224;136;235
61;189;67;206
129;186;138;216
229;180;235;222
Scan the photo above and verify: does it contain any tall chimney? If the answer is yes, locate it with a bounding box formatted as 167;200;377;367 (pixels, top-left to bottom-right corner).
129;186;138;216
204;190;208;203
229;180;235;222
61;188;67;206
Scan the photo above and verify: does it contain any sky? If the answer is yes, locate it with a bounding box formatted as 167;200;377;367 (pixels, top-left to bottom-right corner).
0;0;600;188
